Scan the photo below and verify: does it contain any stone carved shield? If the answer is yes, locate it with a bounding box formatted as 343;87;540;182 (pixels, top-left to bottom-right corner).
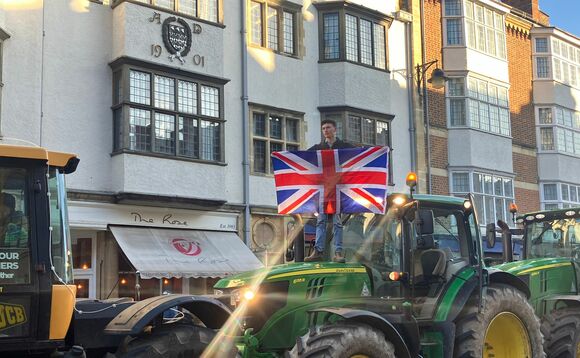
162;17;192;63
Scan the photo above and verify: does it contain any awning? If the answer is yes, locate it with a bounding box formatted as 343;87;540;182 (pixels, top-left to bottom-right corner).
109;226;264;279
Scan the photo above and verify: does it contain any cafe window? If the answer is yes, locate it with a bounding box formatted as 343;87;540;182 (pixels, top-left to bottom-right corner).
72;233;96;298
111;61;226;164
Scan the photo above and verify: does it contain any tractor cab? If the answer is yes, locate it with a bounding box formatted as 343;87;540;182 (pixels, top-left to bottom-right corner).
340;193;479;320
0;144;79;353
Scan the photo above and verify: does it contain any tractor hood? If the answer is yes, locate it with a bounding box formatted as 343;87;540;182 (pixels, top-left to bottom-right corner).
214;262;367;289
494;257;573;276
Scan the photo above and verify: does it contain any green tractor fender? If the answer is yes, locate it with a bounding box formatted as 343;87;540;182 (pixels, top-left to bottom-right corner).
542;294;580;307
103;294;233;336
309;307;412;358
487;268;531;298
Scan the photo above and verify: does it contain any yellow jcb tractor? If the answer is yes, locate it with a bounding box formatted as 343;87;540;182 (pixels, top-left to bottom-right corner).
0;143;234;357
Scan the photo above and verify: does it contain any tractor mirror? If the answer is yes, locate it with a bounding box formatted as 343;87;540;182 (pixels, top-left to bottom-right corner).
415;209;434;236
485;223;496;249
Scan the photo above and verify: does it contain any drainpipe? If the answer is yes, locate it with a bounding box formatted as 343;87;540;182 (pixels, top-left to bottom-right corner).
241;0;251;245
420;0;432;194
404;16;417;175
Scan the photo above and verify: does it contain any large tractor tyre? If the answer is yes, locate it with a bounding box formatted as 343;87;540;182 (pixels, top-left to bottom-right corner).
454;284;544;358
541;308;580;358
288;322;395;358
115;323;235;358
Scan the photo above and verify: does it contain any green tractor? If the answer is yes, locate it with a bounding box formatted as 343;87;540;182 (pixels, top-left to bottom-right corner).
196;193;544;357
492;207;580;358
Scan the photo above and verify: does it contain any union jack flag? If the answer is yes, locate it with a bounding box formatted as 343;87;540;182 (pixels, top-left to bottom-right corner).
271;146;389;215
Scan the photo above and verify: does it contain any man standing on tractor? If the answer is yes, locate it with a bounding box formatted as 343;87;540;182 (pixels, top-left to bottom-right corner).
305;118;354;263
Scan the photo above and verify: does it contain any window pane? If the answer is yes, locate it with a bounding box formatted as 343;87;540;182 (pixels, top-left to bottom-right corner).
323;13;340;60
556;108;564;124
489;106;500;133
466;20;476;48
469;99;480;128
446;19;463;45
373;24;386;69
345;14;358;62
200;85;219;117
488;84;498;104
283;11;294;54
154;75;175;110
571;186;578;202
553;58;562;80
535;38;548;52
113;109;123;151
477;24;486;52
154;113;175;154
130;70;151;105
251;1;262;46
540;128;554;150
485;195;494;225
503;178;513;197
180;0;196;16
360;20;373;66
155;0;174;10
562;184;570;201
376;121;389;146
267;7;278;50
494;13;503;29
473;173;483;192
495;197;505;222
129;108;151;151
498;87;508;107
448;78;464;96
177;80;197;115
499;108;510;136
200;120;221;161
269;142;283;172
452;172;470;192
450;99;466;126
72;237;92;270
362;118;374;144
348;115;361;142
178;116;198;158
286;144;299;151
199;0;218;22
484;175;493;194
253;113;266;136
497;31;506;58
487;28;496;56
543;184;557;200
269;115;282;139
539;108;552;124
479;103;490;131
286;118;298;142
113;71;122;105
478;81;488;102
464;1;473;18
473;193;484;223
253;139;266;173
445;0;461;16
536;58;550;78
493;176;503;196
544;203;560;210
552;38;560;55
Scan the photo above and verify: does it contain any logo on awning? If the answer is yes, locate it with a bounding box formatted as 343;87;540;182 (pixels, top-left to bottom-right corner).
171;238;202;256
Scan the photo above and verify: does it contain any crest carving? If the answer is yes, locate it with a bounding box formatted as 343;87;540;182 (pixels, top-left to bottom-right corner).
162;17;192;64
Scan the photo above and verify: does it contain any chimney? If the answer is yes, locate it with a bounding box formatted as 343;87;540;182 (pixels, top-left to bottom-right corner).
502;0;544;22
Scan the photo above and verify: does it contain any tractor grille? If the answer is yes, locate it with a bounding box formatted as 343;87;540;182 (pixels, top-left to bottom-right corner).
306;277;327;299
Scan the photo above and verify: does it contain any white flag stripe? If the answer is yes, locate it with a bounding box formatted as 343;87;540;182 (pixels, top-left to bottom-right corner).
278;187;320;213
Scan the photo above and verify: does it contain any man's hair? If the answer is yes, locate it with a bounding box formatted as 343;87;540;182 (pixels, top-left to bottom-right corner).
321;118;337;128
1;193;15;212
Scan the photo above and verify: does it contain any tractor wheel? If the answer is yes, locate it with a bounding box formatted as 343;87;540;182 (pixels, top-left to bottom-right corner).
541;308;580;358
288;322;395;358
114;323;235;358
454;284;544;358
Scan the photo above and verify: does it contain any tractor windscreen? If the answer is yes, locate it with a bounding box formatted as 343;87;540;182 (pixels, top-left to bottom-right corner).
341;207;402;272
48;168;73;284
525;217;580;259
0;167;31;285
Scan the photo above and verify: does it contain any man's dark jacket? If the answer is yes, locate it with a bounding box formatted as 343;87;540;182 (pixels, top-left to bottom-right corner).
308;138;355;151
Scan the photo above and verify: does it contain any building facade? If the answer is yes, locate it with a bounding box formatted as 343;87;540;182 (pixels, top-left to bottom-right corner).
0;0;415;298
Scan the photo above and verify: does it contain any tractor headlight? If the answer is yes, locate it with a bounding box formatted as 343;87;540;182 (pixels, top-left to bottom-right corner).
230;288;257;307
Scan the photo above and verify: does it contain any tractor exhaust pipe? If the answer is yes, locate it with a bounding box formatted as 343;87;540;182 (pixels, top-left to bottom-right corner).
497;220;513;263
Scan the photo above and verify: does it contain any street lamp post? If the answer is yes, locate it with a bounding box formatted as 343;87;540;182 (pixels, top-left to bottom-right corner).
416;59;448;194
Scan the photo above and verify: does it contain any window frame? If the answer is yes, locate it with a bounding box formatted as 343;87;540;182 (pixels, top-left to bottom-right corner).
460;0;507;60
316;1;391;71
248;0;301;57
110;58;227;165
249;103;304;175
450;170;515;228
541;182;580;209
112;0;223;25
319;106;394;185
536;105;580;157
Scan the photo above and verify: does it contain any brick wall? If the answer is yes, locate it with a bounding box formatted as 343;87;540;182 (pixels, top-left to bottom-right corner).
423;0;449;195
512;152;537;184
515;187;540;214
506;26;536;150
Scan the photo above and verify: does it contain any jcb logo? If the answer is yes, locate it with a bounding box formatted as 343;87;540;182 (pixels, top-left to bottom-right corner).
0;303;26;331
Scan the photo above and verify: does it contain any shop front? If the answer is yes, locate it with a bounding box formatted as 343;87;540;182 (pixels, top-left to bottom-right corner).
68;201;262;299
